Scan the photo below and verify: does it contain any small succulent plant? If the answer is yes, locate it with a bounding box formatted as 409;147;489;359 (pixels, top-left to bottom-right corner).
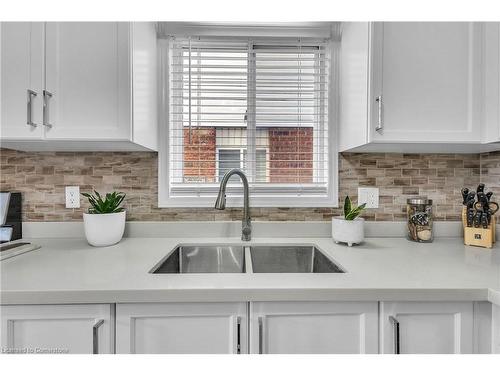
343;196;366;220
82;190;126;214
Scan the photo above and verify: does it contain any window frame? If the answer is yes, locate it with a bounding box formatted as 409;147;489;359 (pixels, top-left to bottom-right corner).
158;34;339;208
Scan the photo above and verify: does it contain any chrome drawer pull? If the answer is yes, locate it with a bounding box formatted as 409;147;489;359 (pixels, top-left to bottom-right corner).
375;95;383;131
92;319;104;354
27;89;37;127
43;90;53;128
389;315;400;354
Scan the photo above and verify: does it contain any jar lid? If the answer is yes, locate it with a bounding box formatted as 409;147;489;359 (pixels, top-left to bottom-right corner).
407;197;432;205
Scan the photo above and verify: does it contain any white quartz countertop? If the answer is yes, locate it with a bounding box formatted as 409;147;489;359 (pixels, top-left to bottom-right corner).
1;236;500;305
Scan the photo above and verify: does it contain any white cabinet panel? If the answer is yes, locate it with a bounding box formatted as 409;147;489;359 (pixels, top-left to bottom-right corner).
339;22;370;151
116;302;247;354
380;302;473;354
339;22;490;152
0;304;113;354
484;23;500;143
493;304;500;354
370;22;482;143
250;302;378;354
0;22;44;139
44;22;130;140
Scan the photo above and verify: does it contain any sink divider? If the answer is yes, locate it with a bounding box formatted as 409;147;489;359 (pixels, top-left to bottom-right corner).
244;246;253;274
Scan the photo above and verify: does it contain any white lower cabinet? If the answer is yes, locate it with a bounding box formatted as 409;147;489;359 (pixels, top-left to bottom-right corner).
250;302;379;354
0;304;113;354
493;304;500;354
1;300;492;354
115;302;248;354
380;302;474;354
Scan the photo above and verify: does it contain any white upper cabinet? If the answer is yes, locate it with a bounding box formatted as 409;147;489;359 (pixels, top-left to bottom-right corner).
371;22;482;144
44;22;131;141
0;22;44;139
340;22;498;153
0;22;158;151
484;23;500;143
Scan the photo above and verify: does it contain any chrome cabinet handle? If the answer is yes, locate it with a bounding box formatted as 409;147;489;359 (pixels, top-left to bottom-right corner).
375;95;383;131
26;90;37;127
389;316;400;354
92;319;104;354
258;317;264;354
43;90;53;128
236;316;241;354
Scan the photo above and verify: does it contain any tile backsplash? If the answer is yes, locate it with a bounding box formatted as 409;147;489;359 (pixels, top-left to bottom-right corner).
1;148;497;222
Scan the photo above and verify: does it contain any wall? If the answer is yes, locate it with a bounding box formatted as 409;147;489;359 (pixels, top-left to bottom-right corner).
1;147;496;222
183;128;216;183
480;151;500;199
268;128;313;183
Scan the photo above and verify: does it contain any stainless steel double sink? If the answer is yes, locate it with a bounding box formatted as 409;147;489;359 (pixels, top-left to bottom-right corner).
150;244;345;274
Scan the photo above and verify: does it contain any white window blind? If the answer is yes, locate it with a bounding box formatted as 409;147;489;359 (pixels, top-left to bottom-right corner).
164;36;335;207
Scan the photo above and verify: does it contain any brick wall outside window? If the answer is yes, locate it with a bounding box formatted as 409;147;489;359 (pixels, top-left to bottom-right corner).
268;127;314;183
183;128;216;183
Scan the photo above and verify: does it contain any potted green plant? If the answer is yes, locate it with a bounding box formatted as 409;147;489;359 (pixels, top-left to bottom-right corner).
331;196;366;247
82;190;126;247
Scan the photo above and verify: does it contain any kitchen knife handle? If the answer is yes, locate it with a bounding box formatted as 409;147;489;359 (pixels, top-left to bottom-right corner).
375;96;383;131
92;319;104;354
389;316;400;354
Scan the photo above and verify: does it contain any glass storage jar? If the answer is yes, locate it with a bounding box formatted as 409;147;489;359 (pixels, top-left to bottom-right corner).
407;197;433;243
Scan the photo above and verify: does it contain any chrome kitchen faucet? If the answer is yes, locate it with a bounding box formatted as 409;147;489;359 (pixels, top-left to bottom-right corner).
214;169;252;241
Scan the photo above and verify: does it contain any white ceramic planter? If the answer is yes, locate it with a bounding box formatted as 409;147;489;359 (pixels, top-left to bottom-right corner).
331;216;365;247
83;211;126;247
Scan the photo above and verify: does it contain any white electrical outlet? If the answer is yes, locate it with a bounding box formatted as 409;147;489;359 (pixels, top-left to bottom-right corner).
358;187;379;208
65;186;80;208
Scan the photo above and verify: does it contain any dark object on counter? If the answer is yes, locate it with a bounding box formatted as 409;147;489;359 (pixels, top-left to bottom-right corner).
461;184;496;248
466;199;475;227
0;192;22;243
407;197;433;243
461;188;469;205
0;242;30;252
474;211;482;228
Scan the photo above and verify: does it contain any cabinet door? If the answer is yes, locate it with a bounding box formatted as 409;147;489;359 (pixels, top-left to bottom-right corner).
250;302;378;354
484;22;500;143
493;304;500;354
370;22;482;143
380;302;473;354
44;22;130;140
0;22;44;139
0;304;113;354
116;302;247;354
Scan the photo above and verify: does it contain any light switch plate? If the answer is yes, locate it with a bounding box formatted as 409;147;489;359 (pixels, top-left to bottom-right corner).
358;187;379;208
65;186;80;208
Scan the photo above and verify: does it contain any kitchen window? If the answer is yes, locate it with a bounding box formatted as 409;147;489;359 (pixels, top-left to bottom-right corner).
158;30;338;207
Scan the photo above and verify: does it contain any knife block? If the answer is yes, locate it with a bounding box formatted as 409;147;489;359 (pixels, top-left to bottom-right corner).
462;207;496;248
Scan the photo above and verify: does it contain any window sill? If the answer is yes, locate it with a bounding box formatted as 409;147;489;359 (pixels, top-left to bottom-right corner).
158;193;339;208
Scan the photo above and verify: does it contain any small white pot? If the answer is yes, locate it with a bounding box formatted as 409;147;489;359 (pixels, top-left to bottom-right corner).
83;211;126;247
331;216;365;247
